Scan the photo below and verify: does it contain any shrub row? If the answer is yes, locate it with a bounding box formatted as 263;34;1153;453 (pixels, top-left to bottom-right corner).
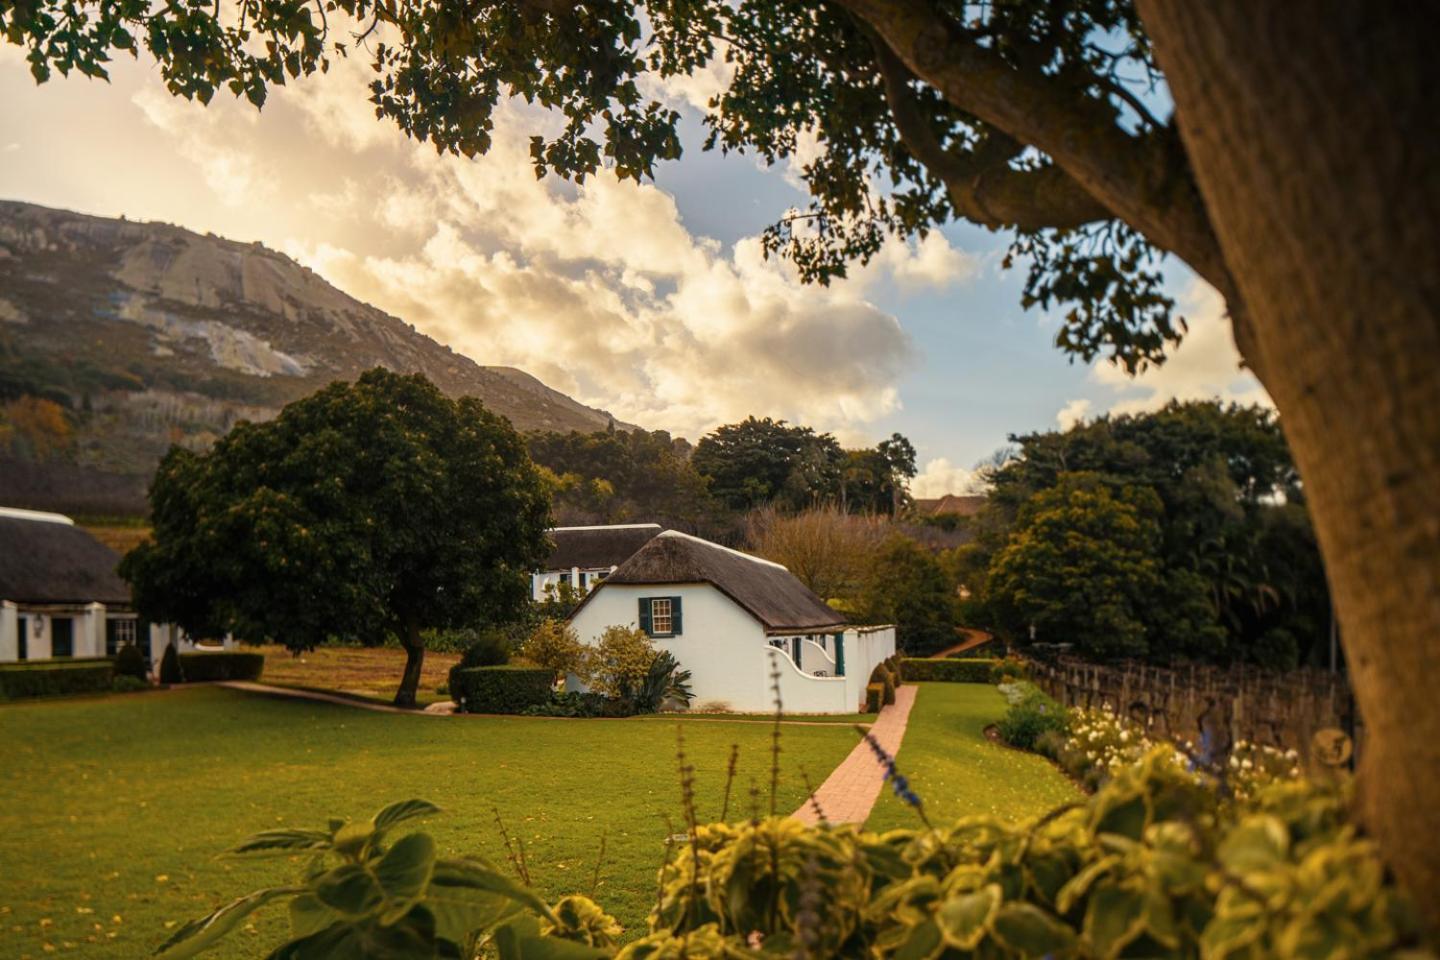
451;665;554;714
177;652;266;682
0;659;115;699
899;657;995;682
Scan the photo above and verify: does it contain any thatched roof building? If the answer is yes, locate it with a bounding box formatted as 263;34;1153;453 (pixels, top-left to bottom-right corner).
581;530;846;634
545;523;661;571
0;507;129;605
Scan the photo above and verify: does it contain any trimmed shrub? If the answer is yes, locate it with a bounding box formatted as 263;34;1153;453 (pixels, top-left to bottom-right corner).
447;629;512;696
0;659;115;699
899;657;994;683
881;670;897;706
451;665;554;714
864;683;883;713
177;652;265;682
111;675;149;693
113;643;148;681
158;642;184;684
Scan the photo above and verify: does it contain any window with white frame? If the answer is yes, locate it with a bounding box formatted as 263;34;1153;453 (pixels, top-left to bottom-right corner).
650;598;673;635
106;618;138;656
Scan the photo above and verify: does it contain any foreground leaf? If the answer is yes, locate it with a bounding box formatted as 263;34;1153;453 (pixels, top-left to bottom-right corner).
155;887;300;959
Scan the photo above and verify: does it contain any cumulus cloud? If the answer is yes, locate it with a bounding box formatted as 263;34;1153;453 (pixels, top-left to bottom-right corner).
123;54;959;439
1056;280;1271;427
911;457;986;499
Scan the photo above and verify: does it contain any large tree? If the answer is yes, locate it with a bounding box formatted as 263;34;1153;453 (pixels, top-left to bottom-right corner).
691;416;844;511
120;369;552;706
13;0;1438;913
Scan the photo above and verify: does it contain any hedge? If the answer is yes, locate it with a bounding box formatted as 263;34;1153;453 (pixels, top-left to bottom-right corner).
177;652;266;682
864;683;883;713
0;659;115;699
900;657;997;683
451;665;555;714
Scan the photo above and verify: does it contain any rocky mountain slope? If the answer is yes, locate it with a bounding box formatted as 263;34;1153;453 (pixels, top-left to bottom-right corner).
0;200;625;515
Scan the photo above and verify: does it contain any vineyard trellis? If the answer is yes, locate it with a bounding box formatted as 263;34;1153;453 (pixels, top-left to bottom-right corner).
1024;652;1360;765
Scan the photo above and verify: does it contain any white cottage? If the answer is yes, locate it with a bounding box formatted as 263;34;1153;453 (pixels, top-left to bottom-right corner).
566;530;895;713
0;507;211;666
531;523;662;600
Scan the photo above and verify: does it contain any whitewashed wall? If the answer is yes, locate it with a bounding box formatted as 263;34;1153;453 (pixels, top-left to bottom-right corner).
765;645;851;713
0;601;15;661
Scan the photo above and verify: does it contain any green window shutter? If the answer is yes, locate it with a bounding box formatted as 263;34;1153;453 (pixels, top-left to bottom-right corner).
638;598;653;636
834;632;846;677
670;596;683;635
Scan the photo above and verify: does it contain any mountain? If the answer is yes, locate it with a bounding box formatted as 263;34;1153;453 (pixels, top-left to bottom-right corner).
0;200;626;515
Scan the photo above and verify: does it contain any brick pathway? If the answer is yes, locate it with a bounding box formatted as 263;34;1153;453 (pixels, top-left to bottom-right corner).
792;684;919;825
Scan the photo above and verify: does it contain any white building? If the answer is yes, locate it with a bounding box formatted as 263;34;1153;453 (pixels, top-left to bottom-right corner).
0;507;212;666
566;530;895;714
531;523;661;600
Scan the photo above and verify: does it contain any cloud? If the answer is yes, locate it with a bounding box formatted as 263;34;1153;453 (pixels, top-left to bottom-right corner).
1057;280;1271;427
119;54;956;439
911;457;985;499
1056;398;1091;430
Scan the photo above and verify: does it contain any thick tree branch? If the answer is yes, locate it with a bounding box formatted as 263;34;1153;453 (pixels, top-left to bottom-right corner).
832;0;1242;316
873;42;1109;232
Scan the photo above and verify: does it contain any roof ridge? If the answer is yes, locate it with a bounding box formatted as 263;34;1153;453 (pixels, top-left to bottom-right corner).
656;529;788;570
551;523;663;532
0;506;75;526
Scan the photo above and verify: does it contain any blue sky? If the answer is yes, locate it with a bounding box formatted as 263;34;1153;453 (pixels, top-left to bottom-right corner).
0;44;1264;495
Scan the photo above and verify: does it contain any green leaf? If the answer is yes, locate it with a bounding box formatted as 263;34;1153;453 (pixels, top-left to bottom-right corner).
331;821;376;858
263;921;362;960
432;858;555;922
313;863;384;917
287;894;340;939
935;884;1001;950
230;829;334;856
991;902;1078;956
372;799;442;834
1057;856;1118;914
374;833;437;924
1083;883;1147;959
155;887;300;958
426;884;525;946
1217;817;1289;873
1093;791;1150;841
1198;912;1266;960
892;918;942;960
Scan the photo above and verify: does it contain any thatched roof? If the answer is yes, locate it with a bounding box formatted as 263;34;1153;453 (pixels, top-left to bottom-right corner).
575;530;847;634
545;524;661;571
0;508;131;605
913;494;986;518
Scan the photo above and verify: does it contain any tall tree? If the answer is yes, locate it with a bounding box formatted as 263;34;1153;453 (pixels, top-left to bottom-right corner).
14;0;1437;910
692;417;843;511
120;369;552;706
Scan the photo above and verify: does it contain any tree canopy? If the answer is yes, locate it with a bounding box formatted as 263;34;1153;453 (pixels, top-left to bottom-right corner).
120;368;553;705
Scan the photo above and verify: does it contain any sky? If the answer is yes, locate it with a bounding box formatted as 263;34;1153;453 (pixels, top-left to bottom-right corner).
0;42;1268;496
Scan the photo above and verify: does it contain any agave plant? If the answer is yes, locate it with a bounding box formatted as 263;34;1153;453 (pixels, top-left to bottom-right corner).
629;651;694;713
154;799;607;960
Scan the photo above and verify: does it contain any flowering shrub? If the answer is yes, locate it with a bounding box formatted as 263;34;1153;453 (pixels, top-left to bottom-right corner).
1228;738;1302;801
995;681;1068;750
583;625;658;699
518;618;587;681
163;749;1430;960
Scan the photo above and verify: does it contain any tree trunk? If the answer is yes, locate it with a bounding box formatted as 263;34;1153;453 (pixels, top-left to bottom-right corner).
395;622;426;709
1136;1;1440;917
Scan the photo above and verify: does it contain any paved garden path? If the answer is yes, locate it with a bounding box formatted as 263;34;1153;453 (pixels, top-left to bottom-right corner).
792;684;918;825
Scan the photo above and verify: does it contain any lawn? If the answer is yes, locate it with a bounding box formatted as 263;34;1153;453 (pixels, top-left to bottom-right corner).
866;682;1080;833
255;644;460;706
0;686;856;959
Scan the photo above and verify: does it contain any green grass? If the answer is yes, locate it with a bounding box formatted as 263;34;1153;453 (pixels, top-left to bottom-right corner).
866;683;1080;832
636;712;875;725
0;686;856;958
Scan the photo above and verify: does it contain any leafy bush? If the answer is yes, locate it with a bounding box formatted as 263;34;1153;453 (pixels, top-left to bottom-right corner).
865;683;883;713
519;618;588;681
583;625;656;699
900;657;994;682
989;655;1029;683
0;659;115;699
451;628;513;667
995;681;1068;751
523;691;611;718
177;651;265;682
158;642;184;684
111;674;149;693
627;650;694;713
451;665;555;714
880;669;896;706
163;753;1429;960
113;642;148;681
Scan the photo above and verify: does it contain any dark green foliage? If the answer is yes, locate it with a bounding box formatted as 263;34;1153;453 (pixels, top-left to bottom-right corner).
976;402;1330;668
996;683;1068;752
864;683;883;714
900;658;995;683
119;369;552;707
112;642;147;681
692;417;845;512
0;659;114;699
522;691;611;718
176;652;265;682
528;426;715;527
880;670;896;706
450;666;554;715
158;642;183;684
629;650;694;713
452;629;513;669
858;535;959;656
111;674;148;693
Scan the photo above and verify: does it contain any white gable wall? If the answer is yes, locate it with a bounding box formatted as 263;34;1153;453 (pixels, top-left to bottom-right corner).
568;581;778;711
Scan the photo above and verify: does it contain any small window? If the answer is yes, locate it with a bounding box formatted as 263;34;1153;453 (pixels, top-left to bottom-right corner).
106;618;137;656
51;617;74;658
650;598;673;635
